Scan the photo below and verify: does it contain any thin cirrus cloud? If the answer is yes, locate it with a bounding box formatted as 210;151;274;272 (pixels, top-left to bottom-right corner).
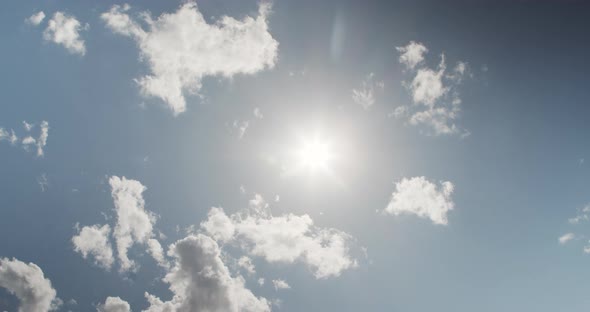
393;41;470;136
384;176;455;225
101;2;279;115
0;258;60;312
352;73;384;110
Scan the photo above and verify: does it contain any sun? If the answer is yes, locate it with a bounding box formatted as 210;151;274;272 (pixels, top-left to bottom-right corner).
296;136;334;173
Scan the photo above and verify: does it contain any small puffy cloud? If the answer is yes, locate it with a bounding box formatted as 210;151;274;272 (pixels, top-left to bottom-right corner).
352;73;384;110
26;11;46;26
200;196;358;279
568;204;590;224
144;234;271;312
101;2;279;115
237;256;256;275
395;41;470;136
558;233;575;245
43;12;87;55
22;121;34;132
97;296;131;312
201;207;236;243
72;224;114;270
272;279;290;290
384;176;455;225
36;121;49;157
253;107;264;119
397;41;428;70
0;258;59;312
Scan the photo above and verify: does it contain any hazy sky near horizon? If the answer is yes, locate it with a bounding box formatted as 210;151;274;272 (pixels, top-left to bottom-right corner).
1;0;590;311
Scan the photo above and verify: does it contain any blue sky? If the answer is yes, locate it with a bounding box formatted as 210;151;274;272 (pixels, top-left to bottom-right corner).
1;0;590;311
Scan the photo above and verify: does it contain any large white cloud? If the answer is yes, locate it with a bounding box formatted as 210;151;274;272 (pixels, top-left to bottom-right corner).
384;176;455;225
72;224;114;270
394;41;469;136
0;258;59;312
43;12;87;55
201;195;358;279
101;2;279;115
144;234;271;312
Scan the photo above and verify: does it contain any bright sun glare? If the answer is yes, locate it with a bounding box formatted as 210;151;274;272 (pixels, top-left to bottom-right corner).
296;136;334;173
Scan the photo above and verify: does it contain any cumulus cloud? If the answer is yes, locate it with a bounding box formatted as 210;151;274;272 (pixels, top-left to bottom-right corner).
384;176;455;225
352;73;384;110
272;279;290;290
43;12;87;55
558;233;575;245
26;11;46;26
101;2;279;115
109;176;165;272
72;224;114;270
394;41;469;136
144;234;271;312
72;176;167;272
36;121;49;157
97;296;131;312
0;258;59;312
397;41;428;70
201;195;358;279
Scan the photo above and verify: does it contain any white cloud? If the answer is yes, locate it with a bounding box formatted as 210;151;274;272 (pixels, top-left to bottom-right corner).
201;207;236;243
558;233;575;245
397;41;428;70
352;73;384;110
0;258;59;312
97;296;131;312
568;204;590;224
26;11;46;26
43;12;87;55
72;224;115;270
73;176;167;272
272;279;290;290
238;256;256;275
23;121;34;132
395;41;470;136
384;176;455;225
233;120;250;139
101;2;279;115
144;234;271;312
109;176;163;272
201;196;358;279
36;121;49;157
257;278;265;286
254;107;264;119
37;174;49;192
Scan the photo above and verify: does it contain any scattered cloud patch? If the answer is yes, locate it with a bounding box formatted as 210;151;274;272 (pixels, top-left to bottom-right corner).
558;233;575;245
43;12;87;55
201;195;359;279
101;2;279;115
0;121;49;157
272;279;290;290
26;11;46;26
352;73;384;110
394;41;470;136
0;258;59;312
384;176;455;225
